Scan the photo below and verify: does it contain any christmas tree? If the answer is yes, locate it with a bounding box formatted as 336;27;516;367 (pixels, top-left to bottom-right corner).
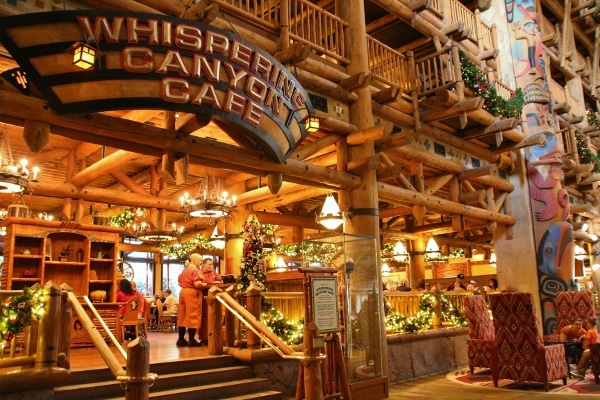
237;214;267;292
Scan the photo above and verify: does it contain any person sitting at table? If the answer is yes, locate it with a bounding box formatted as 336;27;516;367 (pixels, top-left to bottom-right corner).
395;278;411;292
163;289;178;314
572;316;599;378
560;318;586;363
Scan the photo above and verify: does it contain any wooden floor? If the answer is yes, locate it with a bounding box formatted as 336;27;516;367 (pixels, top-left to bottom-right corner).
70;331;583;399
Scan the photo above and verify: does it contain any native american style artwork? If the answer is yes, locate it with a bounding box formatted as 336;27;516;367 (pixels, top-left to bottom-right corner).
506;0;575;335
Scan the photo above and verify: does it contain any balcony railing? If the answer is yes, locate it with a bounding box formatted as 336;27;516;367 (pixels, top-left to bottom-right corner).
366;36;411;93
448;0;478;43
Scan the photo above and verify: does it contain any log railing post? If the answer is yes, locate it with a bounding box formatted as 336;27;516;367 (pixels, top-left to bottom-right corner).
224;285;238;347
245;283;262;350
35;281;61;369
303;322;324;400
207;286;223;355
118;337;156;400
58;287;71;369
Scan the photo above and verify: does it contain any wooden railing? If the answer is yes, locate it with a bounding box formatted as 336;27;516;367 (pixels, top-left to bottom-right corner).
286;0;350;64
366;36;411;92
448;0;478;43
214;0;279;30
385;290;471;318
427;0;443;18
493;79;514;102
475;10;495;51
412;44;461;97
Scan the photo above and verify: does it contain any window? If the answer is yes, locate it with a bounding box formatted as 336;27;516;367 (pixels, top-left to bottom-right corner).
122;251;154;297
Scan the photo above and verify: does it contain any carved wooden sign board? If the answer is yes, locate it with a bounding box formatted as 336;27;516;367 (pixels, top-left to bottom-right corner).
0;11;314;163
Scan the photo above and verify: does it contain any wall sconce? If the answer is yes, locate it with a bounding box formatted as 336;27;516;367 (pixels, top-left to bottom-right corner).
425;236;440;260
381;262;391;276
275;256;287;272
489;250;496;265
393;241;409;263
209;225;226;249
316;192;343;230
73;42;97;70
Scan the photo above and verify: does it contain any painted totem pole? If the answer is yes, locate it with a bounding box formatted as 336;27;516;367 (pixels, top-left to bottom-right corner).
505;0;575;334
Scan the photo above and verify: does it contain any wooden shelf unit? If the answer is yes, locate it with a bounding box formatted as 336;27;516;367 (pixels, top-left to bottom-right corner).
1;218;123;301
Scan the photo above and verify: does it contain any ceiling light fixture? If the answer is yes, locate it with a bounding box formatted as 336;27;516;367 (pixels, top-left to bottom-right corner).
316;192;343;230
393;241;409;263
425;236;440;260
180;169;236;219
209;225;226;250
131;221;183;244
0;124;39;193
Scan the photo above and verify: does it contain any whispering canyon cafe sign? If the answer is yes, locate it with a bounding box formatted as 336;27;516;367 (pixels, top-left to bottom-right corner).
0;11;314;162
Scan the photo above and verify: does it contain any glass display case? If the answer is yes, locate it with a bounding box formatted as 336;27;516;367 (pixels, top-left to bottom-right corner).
303;234;387;399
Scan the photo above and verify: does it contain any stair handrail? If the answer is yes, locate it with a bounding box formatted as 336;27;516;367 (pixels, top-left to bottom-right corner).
66;291;127;377
215;290;305;359
82;295;127;359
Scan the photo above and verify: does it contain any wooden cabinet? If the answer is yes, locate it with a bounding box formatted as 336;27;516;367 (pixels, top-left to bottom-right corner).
1;218;122;302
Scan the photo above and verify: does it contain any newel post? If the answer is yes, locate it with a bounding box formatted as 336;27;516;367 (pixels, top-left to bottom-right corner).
207;286;223;355
245;283;262;350
303;322;324;400
36;281;62;369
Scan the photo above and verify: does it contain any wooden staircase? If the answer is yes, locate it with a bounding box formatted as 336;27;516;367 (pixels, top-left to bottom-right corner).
54;355;283;400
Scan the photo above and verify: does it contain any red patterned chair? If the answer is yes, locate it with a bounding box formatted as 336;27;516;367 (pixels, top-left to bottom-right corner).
489;292;567;391
590;343;600;384
463;295;495;373
555;290;596;333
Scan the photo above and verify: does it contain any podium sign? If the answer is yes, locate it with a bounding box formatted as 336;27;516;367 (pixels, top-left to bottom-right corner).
310;276;339;333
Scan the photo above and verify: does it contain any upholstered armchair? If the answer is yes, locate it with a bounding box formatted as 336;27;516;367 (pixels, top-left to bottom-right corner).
490;292;568;391
555;290;596;332
463;295;495;373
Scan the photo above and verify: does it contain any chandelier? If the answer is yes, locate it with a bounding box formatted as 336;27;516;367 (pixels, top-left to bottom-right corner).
131;221;183;243
180;170;236;219
0;124;39;193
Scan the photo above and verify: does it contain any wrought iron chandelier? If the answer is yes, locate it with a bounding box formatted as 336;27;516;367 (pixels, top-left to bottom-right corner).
180;169;236;219
0;124;39;193
130;221;183;243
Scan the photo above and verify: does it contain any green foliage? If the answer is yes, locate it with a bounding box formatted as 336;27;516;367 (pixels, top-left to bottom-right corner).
261;298;303;345
108;207;146;227
575;129;600;173
384;292;467;334
159;234;215;257
0;285;46;346
459;51;524;119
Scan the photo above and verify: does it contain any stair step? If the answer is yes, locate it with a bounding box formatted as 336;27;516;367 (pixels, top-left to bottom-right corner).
102;378;278;400
54;365;254;400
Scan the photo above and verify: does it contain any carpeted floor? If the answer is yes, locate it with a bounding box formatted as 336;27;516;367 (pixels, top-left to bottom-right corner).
447;367;600;395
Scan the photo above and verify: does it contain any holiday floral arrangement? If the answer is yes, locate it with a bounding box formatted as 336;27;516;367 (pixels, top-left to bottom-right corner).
0;285;46;348
237;215;267;292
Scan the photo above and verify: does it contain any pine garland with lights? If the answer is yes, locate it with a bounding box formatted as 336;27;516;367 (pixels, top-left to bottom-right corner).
238;215;267;292
159;234;216;257
108;207;146;227
587;107;600;130
575;129;600;173
0;285;46;347
261;298;303;345
459;51;524;119
384;292;467;334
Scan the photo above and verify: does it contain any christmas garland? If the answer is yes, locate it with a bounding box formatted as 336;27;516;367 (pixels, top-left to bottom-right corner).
0;285;46;347
159;234;215;258
384;292;467;334
108;207;146;227
575;129;600;173
261;298;303;345
459;51;524;119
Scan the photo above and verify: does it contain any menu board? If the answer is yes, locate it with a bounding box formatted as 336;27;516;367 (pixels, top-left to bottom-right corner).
310;276;339;333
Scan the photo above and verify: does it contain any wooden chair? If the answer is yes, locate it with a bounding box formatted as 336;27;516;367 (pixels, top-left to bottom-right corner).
156;299;177;331
489;292;567;391
120;296;146;342
145;300;156;331
463;294;495;373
